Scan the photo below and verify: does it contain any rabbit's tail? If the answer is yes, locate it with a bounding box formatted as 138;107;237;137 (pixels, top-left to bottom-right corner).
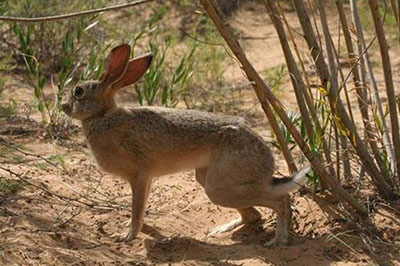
271;164;311;195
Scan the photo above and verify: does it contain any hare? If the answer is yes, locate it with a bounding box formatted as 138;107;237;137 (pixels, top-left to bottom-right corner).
61;44;311;246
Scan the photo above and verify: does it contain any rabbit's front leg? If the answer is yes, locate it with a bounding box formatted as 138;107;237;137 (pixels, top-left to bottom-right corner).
115;174;152;242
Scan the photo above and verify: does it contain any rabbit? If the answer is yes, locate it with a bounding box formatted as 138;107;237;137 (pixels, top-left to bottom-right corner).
61;43;311;247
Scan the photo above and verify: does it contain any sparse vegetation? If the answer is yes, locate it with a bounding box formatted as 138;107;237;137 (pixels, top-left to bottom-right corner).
133;12;197;107
0;51;15;117
0;98;17;117
0;176;23;194
0;0;400;265
0;0;236;127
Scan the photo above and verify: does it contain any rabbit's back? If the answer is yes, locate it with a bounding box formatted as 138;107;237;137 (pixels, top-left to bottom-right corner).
129;106;245;138
82;106;273;178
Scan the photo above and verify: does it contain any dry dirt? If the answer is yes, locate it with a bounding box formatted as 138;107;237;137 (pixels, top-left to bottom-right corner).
1;116;399;266
1;3;400;266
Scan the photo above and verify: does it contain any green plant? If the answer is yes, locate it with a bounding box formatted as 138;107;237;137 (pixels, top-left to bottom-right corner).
179;13;232;111
49;154;66;165
263;64;287;94
135;37;167;106
132;8;197;107
80;42;108;81
356;0;398;38
135;37;196;107
3;1;105;136
0;98;17;118
162;45;196;107
0;53;15;114
9;2;105;139
13;23;48;122
0;176;23;194
0;77;5;97
6;0;107;69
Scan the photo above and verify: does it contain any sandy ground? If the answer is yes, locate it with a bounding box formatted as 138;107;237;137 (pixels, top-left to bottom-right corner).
1;2;400;265
1;116;399;265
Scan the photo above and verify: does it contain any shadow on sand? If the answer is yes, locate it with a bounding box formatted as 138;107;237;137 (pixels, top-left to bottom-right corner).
141;223;333;265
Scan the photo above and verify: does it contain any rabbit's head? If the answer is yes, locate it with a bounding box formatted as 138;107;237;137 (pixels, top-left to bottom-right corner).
62;44;152;121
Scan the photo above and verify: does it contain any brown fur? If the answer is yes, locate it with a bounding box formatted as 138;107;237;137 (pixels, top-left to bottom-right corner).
61;44;310;246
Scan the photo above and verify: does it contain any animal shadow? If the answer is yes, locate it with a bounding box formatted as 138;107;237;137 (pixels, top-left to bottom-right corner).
141;223;330;266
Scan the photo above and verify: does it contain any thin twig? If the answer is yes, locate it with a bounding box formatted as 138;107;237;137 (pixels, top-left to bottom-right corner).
0;0;153;22
0;166;127;211
200;0;368;215
315;0;350;183
56;209;82;229
368;0;400;184
292;0;393;199
276;1;337;178
351;0;396;183
327;232;363;256
0;140;61;170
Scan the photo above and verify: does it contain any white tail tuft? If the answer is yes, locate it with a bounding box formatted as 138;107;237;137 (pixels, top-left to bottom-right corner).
272;164;312;195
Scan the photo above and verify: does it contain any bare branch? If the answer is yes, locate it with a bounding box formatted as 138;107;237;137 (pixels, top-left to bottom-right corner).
200;0;368;215
0;0;153;23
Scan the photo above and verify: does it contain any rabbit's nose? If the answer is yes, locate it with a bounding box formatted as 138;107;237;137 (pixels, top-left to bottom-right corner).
61;102;71;115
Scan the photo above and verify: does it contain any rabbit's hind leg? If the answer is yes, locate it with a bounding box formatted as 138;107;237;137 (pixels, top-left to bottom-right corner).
262;195;292;247
196;168;262;236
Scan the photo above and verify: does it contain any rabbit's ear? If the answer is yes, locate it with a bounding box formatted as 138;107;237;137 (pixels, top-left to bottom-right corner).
111;53;153;90
99;44;131;87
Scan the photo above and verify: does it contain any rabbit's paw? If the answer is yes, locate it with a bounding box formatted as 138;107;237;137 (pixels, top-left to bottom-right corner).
264;234;292;248
207;218;242;236
122;219;131;228
112;228;137;243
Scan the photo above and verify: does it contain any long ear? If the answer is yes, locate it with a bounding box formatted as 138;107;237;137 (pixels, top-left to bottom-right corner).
111;53;153;90
99;44;131;87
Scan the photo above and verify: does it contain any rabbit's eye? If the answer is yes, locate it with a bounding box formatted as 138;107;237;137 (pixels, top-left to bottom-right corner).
73;87;84;99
